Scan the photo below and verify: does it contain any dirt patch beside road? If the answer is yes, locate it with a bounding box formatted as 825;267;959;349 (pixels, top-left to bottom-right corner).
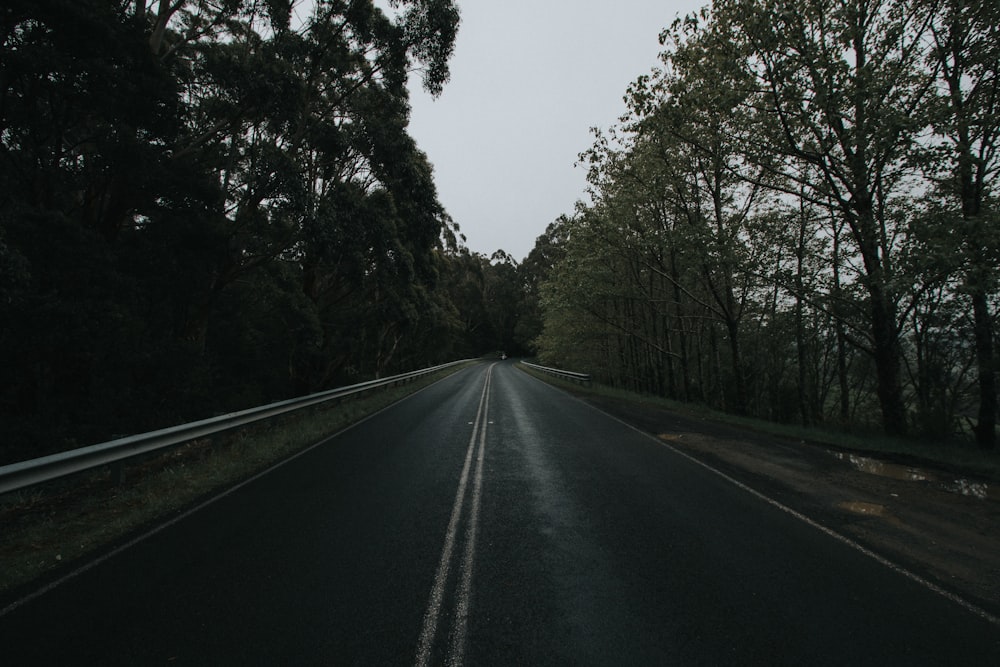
581;394;1000;620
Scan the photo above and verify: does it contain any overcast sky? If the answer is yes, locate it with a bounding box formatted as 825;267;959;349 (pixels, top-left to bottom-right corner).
406;0;708;262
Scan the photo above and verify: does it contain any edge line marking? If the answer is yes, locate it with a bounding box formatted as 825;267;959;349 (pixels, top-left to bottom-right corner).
1;364;480;619
517;368;1000;628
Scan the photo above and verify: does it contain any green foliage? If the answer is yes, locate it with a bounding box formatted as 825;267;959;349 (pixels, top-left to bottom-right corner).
534;0;1000;449
0;0;462;463
425;247;540;359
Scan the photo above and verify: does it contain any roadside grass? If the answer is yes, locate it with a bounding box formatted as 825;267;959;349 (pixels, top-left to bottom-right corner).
0;364;474;600
518;364;1000;480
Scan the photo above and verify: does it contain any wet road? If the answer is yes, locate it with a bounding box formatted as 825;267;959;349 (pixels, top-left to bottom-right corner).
3;361;999;664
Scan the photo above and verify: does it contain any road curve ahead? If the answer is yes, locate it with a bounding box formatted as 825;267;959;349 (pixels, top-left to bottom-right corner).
3;361;998;665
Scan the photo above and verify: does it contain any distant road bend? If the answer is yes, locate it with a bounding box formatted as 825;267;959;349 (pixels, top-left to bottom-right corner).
3;361;999;664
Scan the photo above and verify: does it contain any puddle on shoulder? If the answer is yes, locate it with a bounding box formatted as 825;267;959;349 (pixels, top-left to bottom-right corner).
944;478;998;501
830;451;997;501
830;452;936;483
837;501;889;517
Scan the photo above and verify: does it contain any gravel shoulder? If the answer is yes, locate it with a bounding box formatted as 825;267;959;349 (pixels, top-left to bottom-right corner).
578;393;1000;620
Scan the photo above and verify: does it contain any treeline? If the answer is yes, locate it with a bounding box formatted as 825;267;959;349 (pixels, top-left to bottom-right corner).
534;0;999;448
0;0;534;463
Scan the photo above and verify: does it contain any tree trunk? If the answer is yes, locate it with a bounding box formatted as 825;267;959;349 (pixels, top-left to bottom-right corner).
832;226;850;422
671;250;692;401
725;316;747;415
795;205;810;426
795;298;809;426
869;285;907;436
971;289;996;449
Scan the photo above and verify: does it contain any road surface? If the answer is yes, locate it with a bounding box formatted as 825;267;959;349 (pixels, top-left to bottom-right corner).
3;361;998;664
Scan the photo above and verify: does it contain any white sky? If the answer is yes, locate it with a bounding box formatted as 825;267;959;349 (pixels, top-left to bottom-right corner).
406;0;708;262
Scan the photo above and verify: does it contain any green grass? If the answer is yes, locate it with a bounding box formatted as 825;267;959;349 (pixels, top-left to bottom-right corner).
0;364;474;599
518;364;1000;480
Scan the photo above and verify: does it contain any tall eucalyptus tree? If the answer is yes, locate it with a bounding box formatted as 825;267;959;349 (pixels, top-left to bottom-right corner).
0;0;459;457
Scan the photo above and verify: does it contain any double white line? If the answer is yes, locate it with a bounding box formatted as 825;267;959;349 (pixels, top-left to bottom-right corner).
414;364;495;667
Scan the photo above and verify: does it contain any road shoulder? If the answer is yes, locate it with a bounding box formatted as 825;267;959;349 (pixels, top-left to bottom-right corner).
577;393;1000;620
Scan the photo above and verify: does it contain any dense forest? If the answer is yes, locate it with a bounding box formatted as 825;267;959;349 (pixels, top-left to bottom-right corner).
534;0;999;449
0;0;541;464
3;0;997;464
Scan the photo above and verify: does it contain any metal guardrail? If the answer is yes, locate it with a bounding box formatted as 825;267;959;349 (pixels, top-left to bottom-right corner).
520;361;591;384
0;360;474;496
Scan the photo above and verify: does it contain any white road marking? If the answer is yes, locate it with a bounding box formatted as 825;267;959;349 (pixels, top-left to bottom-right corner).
569;389;1000;629
0;372;461;620
447;371;490;665
659;440;1000;628
414;364;494;667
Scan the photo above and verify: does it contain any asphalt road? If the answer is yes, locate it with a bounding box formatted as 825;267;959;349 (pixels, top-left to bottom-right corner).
3;361;999;665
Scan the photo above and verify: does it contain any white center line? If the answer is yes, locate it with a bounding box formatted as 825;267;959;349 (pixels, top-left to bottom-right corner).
447;368;490;665
414;364;494;667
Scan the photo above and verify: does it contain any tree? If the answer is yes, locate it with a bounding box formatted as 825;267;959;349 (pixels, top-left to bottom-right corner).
482;250;522;355
714;0;937;435
627;14;776;413
0;0;460;461
516;216;570;354
537;209;627;378
917;0;1000;448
